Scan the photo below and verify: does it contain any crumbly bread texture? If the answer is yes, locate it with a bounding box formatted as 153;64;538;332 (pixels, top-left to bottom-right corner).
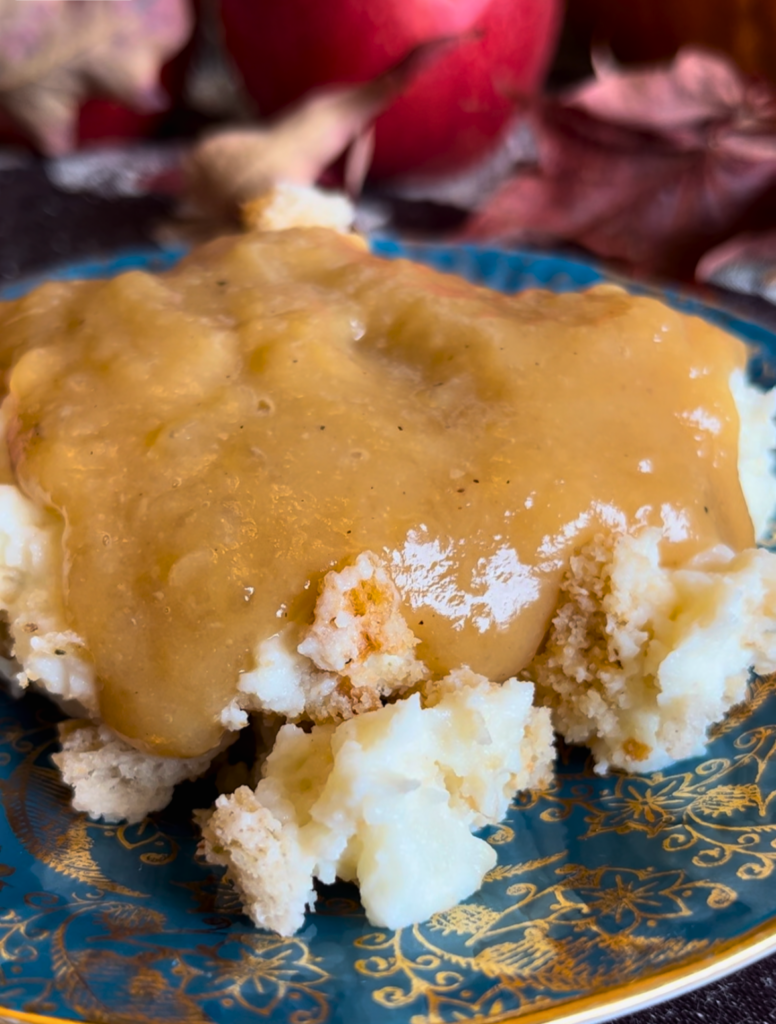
525;529;776;772
52;720;214;824
228;552;427;728
518;368;776;776
198;668;554;936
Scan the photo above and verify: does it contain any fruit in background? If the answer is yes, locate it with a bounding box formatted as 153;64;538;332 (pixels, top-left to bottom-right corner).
219;0;563;179
76;100;159;146
76;48;192;147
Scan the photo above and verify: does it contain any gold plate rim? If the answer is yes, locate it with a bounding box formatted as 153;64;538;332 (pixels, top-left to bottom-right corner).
486;915;776;1024
1;915;776;1024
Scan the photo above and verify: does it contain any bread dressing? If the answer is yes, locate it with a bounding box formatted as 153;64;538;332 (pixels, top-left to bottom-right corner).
0;228;753;758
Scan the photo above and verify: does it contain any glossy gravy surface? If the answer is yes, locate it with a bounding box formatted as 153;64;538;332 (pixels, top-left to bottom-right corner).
0;230;752;756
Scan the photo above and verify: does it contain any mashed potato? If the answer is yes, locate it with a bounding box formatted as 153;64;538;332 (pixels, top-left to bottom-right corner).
0;483;96;716
198;669;553;935
0;361;772;932
0;187;775;936
525;530;776;772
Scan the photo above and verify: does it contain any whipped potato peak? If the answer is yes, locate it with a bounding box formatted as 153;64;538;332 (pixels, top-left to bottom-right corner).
198;670;553;935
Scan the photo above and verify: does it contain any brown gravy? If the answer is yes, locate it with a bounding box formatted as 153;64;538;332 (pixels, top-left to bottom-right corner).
0;229;752;756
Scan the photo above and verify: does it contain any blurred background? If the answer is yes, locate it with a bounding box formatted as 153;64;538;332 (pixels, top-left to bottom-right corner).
2;0;776;295
4;0;775;156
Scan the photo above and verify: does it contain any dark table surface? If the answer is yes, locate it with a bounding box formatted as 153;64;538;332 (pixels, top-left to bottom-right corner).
2;159;776;1024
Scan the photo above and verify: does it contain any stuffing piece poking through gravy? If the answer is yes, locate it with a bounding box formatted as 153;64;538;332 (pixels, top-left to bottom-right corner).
229;552;427;729
296;551;428;717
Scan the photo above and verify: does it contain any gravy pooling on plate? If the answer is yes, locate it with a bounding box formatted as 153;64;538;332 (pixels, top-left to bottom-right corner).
0;228;753;757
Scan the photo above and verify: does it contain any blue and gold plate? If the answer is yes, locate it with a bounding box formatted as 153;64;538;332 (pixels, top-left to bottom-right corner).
1;243;776;1024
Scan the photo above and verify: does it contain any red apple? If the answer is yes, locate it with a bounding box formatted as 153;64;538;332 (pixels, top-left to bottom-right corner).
219;0;563;179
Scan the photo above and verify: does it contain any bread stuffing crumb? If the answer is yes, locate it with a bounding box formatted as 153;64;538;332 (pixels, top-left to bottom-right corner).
235;552;428;726
297;551;428;715
242;184;355;235
525;528;776;772
53;720;215;824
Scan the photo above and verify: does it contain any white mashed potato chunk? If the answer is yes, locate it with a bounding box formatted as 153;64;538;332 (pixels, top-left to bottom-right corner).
231;552;427;727
223;631;337;727
0;482;97;716
526;529;776;773
242;183;355;234
732;368;776;541
52;720;215;824
199;669;554;936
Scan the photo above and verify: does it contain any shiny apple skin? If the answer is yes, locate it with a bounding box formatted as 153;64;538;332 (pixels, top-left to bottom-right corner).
219;0;563;178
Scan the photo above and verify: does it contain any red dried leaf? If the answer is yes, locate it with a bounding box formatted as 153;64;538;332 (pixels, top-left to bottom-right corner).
568;48;776;140
457;49;776;278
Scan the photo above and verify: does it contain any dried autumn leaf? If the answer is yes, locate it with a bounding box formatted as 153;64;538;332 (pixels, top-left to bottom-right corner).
184;38;456;222
456;48;776;278
0;0;192;156
567;47;776;139
460;103;776;275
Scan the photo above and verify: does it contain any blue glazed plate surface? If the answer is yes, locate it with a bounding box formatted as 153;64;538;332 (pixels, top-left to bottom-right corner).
0;243;775;1024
